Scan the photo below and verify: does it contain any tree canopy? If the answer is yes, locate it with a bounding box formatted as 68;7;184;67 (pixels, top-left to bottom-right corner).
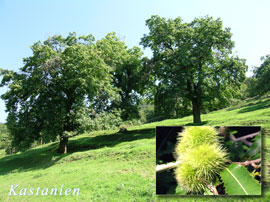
141;15;247;123
0;33;116;153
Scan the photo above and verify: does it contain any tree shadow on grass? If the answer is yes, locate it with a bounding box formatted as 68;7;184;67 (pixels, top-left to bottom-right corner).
0;128;155;175
238;100;270;114
67;128;155;153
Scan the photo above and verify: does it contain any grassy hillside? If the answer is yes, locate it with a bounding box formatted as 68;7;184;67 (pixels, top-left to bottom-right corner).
0;96;269;202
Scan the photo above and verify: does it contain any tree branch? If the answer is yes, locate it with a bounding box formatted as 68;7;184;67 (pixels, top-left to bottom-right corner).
156;161;181;172
235;132;259;141
229;131;259;147
230;158;261;168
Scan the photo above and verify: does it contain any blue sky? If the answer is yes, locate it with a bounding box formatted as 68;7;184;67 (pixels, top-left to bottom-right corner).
0;0;270;123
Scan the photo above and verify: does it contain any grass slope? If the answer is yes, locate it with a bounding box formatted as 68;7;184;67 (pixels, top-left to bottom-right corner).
0;96;269;202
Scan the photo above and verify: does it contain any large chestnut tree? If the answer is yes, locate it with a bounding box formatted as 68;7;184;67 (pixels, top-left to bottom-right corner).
141;15;247;123
0;33;116;153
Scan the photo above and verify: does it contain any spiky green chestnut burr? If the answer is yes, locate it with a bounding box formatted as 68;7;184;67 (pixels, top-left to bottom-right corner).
175;162;206;192
174;126;227;193
185;144;227;178
175;126;220;159
175;144;227;192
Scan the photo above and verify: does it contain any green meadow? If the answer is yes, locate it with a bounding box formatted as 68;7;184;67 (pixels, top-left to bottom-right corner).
0;96;269;202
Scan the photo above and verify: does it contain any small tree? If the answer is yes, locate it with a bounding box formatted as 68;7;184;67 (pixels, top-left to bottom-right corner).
253;55;270;95
240;77;258;98
141;15;247;123
0;33;116;153
96;33;148;120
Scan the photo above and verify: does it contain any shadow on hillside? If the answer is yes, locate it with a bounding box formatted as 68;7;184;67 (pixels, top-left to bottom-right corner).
67;128;155;153
0;128;155;175
238;100;270;114
184;121;208;126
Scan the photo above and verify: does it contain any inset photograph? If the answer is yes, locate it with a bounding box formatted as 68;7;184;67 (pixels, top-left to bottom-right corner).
156;126;261;195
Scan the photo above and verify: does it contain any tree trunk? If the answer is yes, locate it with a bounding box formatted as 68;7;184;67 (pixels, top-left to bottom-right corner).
192;98;201;124
58;136;69;154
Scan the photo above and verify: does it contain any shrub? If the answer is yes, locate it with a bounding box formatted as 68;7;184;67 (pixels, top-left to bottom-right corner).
75;108;124;132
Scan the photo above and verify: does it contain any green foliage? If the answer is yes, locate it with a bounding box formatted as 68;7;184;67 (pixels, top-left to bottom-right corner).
0;33;117;152
240;77;259;98
224;129;261;163
253;54;270;95
141;15;247;123
138;104;154;123
153;86;192;119
225;140;247;162
220;164;261;195
246;133;261;160
75;107;142;133
174;126;227;193
75;108;123;132
138;104;164;123
0;124;12;151
96;32;149;120
242;54;270;98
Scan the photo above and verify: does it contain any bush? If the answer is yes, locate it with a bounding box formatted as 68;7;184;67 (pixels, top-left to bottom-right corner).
75;107;144;133
75;108;124;132
139;104;165;123
0;124;12;152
